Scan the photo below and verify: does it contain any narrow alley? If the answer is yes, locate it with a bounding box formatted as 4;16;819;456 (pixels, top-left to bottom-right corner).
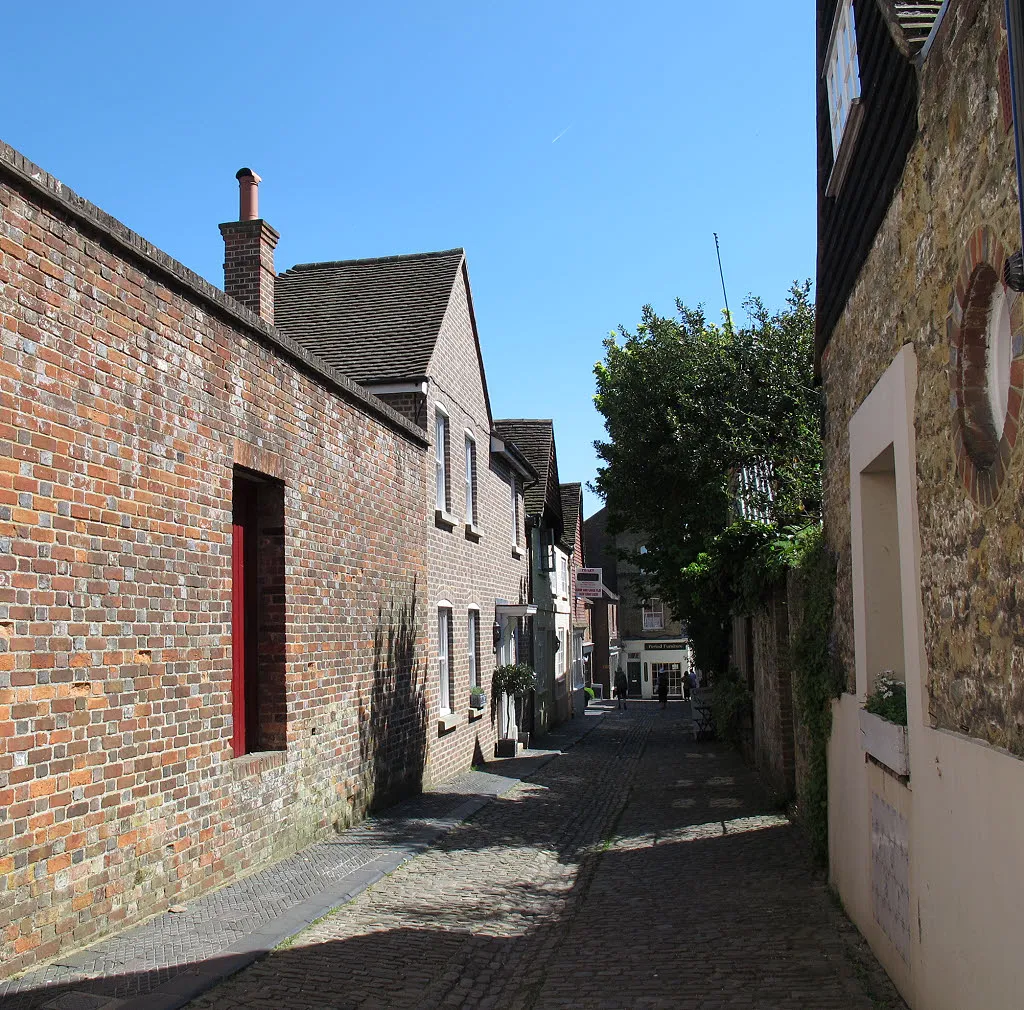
174;704;901;1010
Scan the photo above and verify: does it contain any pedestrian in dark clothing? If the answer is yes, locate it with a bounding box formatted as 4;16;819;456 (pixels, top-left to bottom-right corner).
658;673;669;709
614;670;628;710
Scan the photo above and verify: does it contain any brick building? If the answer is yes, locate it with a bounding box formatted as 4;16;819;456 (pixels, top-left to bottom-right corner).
0;142;544;976
275;248;537;783
491;420;572;735
583;506;691;700
581;507;620;700
559;482;590;716
816;2;1024;1005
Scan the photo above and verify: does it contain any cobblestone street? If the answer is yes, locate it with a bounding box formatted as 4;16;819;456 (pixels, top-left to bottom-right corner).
183;704;903;1010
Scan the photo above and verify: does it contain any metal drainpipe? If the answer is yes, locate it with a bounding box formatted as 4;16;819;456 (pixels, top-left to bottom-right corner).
1006;0;1024;288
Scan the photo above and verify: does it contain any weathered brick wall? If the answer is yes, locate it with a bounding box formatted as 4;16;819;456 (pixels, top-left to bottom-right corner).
376;390;426;429
421;265;531;784
821;0;1024;749
751;585;796;799
0;145;429;974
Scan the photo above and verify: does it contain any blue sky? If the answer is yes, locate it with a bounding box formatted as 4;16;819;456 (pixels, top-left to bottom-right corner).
4;1;815;519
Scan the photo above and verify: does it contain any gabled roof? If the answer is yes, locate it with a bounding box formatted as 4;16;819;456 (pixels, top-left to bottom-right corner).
493;419;564;535
559;483;582;554
274;249;464;384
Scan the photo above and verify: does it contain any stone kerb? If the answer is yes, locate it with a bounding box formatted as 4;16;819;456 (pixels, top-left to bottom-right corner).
948;225;1024;507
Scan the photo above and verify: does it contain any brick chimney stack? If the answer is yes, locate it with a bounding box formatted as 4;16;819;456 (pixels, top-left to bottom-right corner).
219;168;279;324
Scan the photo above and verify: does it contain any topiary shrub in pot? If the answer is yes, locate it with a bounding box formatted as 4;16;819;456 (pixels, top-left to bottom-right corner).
492;663;535;756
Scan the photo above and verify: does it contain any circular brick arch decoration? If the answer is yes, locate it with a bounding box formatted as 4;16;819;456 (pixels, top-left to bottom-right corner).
949;226;1024;507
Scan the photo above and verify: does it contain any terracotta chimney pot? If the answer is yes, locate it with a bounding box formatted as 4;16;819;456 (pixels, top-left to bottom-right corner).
236;168;262;221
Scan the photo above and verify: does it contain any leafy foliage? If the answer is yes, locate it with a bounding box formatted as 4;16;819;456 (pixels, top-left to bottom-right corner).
789;526;841;864
592;283;821;677
710;666;753;750
493;663;536;742
492;663;535;698
864;674;908;726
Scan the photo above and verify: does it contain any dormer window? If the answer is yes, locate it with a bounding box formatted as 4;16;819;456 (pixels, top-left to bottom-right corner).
826;1;862;157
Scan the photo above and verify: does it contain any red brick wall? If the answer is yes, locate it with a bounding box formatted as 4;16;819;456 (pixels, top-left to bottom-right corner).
420;264;531;785
0;146;429;974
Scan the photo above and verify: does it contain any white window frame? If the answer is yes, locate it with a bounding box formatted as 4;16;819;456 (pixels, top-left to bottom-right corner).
435;408;449;512
825;0;861;157
438;607;452;714
557;628;567;679
643;598;665;631
468;608;479;689
464;433;476;525
559;555;569;597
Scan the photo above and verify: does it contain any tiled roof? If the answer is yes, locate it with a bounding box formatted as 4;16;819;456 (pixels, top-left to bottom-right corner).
559;483;582;553
493;419;555;519
274;249;464;384
881;2;944;54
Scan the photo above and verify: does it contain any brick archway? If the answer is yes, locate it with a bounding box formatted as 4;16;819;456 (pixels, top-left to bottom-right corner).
948;226;1024;506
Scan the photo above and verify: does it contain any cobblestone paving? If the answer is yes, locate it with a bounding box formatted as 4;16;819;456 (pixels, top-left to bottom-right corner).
0;712;604;1010
185;704;906;1010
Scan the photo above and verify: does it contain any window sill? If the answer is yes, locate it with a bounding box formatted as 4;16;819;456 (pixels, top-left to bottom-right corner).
465;522;483;542
825;98;864;198
435;508;458;530
437;712;459;735
229;749;287;778
468;707;484;722
511;545;524;559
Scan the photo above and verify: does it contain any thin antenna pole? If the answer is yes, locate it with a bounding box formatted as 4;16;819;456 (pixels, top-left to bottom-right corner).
713;232;732;332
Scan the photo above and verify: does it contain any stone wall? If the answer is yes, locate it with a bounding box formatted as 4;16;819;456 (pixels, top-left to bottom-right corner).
785;567;814;809
751;585;796;799
821;0;1024;751
0;145;429;974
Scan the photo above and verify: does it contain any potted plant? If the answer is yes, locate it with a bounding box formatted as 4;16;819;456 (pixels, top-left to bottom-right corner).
469;685;487;710
859;672;909;776
492;663;535;757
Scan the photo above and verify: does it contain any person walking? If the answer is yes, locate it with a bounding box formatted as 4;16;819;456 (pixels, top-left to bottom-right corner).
614;669;628;710
658;671;669;709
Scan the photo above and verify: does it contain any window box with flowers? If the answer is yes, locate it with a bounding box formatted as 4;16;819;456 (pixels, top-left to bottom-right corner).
859;674;909;777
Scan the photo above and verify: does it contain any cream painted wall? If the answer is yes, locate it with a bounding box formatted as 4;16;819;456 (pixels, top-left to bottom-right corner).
832;344;1024;1009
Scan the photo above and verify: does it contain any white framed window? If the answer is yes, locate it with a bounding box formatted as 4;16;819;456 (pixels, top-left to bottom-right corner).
438;607;452;714
509;475;520;546
559;555;569;597
825;0;861;156
468;609;479;689
435;410;449;512
643;598;664;631
557;628;567;678
464;434;477;525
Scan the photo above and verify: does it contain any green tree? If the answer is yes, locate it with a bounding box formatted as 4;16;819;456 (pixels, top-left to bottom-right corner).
592;283;821;676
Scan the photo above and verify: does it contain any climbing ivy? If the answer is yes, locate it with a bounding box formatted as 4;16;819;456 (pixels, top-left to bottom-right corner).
788;526;841;865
